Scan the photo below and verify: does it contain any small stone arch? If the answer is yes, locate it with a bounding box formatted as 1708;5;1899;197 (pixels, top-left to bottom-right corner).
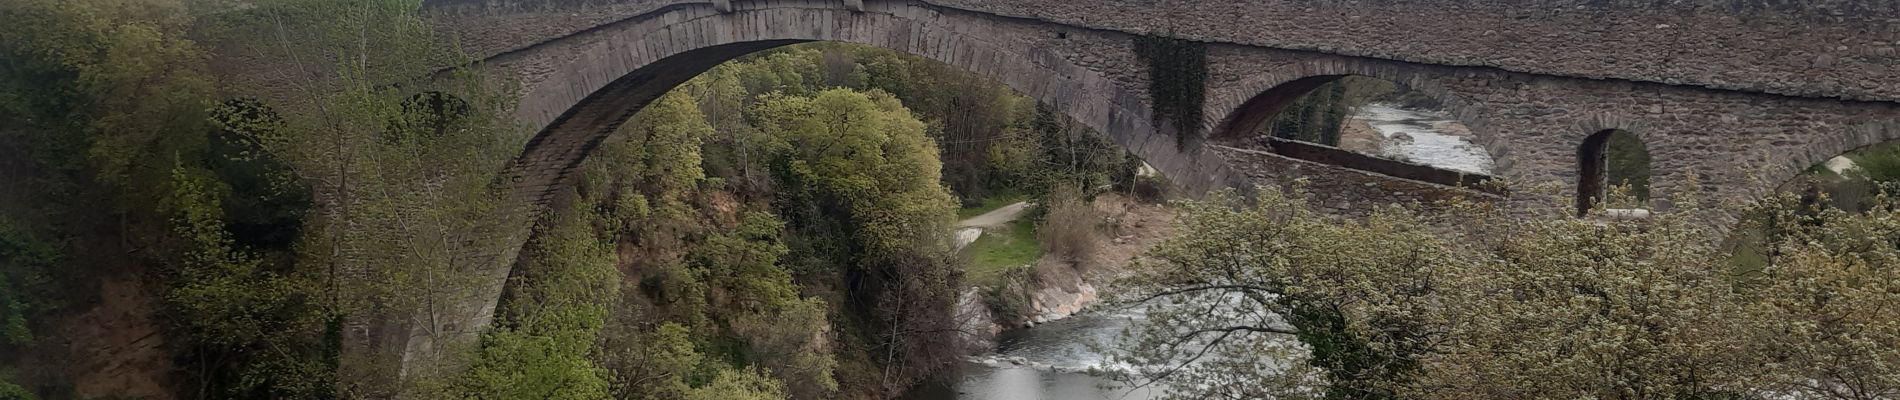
1204;58;1511;174
1576;128;1652;216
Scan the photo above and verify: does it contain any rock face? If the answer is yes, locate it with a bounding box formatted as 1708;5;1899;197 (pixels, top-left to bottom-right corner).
952;228;983;252
1017;194;1176;328
956;287;1001;354
1028;280;1098;325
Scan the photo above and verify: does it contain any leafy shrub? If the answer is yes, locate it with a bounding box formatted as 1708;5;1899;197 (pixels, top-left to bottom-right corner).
0;222;58;345
0;381;30;400
1037;189;1101;263
683;367;787;400
1849;142;1900;185
982;267;1035;326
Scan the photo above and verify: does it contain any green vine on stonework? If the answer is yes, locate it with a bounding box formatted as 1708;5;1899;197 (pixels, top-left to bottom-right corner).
1133;33;1208;149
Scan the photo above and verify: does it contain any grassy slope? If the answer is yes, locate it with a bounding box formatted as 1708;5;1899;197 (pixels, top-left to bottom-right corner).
960;218;1040;288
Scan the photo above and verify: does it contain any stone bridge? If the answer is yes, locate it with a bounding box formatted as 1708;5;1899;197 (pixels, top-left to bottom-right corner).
334;0;1900;375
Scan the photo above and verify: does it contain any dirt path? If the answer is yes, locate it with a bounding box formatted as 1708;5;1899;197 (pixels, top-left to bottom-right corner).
957;201;1030;228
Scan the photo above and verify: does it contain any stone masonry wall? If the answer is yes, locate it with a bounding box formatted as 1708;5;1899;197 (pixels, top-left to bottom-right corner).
430;1;1900;102
1211;145;1498;217
1193;45;1900;210
926;0;1900;102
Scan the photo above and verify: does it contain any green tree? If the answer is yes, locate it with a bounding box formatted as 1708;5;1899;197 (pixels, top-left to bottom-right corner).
1110;188;1447;399
0;381;30;400
1026;104;1134;198
0;222;59;345
1740;194;1900;399
597;322;704;399
192;0;526;394
683;368;788;400
582;92;712;246
757;89;956;258
164;165;335;397
446;195;618;400
755;88;962;394
0;0;338;396
677;211;837;398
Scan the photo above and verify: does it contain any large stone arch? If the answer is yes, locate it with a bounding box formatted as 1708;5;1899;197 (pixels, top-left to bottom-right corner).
497;0;1243;215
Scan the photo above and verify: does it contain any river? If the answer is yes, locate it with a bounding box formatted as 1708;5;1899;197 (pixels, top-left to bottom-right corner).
902;307;1162;400
913;103;1481;399
1355;104;1494;175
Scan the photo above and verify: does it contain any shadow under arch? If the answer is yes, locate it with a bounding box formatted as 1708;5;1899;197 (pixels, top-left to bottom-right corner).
1208;75;1349;143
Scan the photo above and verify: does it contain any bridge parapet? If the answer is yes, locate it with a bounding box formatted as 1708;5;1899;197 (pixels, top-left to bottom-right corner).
927;0;1900;102
425;0;1900;103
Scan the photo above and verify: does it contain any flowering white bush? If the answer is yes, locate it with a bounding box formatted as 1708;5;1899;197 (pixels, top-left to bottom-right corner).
1111;186;1899;400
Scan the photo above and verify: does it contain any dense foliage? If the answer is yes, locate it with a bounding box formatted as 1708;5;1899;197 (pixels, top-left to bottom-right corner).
1134;34;1209;148
1601;129;1654;204
1112;186;1900;400
0;0;518;396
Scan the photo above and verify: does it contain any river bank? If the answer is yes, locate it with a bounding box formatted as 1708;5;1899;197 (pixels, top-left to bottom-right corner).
924;192;1177;399
963;192;1174;330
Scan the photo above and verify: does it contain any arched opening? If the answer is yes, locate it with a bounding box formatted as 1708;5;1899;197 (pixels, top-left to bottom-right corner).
498;37;1164;399
1212;74;1498;191
1576;129;1651;216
